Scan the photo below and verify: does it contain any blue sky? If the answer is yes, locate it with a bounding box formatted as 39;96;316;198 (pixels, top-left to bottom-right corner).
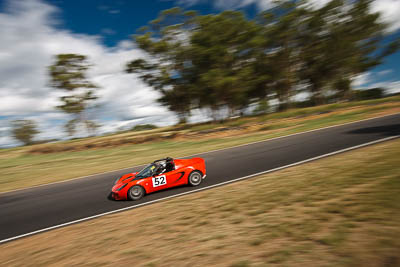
43;0;264;47
45;0;210;47
0;0;399;147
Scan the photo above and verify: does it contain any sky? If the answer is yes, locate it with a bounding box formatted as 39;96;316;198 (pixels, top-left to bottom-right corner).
0;0;399;147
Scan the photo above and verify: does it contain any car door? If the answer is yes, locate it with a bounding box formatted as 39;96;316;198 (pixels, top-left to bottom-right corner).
150;169;186;192
164;168;187;188
150;174;168;192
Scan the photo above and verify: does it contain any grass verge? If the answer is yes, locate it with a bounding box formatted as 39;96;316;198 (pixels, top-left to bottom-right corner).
2;138;400;266
0;96;399;192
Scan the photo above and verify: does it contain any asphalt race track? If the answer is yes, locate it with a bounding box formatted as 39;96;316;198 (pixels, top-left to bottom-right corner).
1;113;399;243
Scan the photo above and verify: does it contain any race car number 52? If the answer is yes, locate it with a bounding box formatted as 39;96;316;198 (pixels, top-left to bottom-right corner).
152;175;166;187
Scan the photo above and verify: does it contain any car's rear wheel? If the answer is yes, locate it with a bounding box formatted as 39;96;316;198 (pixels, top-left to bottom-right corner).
128;185;145;201
188;171;203;186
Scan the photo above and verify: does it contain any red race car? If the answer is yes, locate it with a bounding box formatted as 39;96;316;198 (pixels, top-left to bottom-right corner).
109;157;206;200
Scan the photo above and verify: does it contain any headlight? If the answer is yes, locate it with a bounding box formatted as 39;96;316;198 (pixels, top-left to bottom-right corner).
114;177;121;184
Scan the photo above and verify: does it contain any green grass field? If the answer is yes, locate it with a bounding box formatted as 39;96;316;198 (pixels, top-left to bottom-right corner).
0;96;399;192
2;137;399;266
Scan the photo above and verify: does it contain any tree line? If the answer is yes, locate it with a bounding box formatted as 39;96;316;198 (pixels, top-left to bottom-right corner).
127;0;398;122
10;0;399;145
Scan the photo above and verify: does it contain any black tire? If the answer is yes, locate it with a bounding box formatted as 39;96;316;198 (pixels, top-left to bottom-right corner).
127;185;145;201
188;170;203;186
107;192;114;200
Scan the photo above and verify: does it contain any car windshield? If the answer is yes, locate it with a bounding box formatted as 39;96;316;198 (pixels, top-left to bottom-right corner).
136;164;156;178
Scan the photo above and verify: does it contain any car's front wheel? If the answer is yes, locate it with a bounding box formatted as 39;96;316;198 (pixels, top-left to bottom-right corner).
188;171;203;186
128;185;145;200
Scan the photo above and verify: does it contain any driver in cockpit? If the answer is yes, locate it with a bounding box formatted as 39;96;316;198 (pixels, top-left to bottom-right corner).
154;158;175;175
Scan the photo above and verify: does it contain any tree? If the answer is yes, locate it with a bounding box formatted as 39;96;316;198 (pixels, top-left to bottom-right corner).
298;0;398;104
49;54;100;136
127;8;262;121
127;2;398;121
131;124;157;131
256;1;306;110
296;0;341;105
189;11;262;118
11;120;39;145
126;8;198;123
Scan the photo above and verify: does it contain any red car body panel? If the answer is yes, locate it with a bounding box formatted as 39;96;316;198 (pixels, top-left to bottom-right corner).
111;157;206;200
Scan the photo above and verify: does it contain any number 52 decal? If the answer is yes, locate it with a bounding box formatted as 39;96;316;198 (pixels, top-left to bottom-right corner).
152;175;167;187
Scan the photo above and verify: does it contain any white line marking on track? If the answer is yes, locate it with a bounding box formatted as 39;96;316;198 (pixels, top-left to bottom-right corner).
2;112;399;195
1;135;398;244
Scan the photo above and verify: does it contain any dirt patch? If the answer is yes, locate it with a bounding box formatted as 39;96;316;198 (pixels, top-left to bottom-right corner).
28;132;182;154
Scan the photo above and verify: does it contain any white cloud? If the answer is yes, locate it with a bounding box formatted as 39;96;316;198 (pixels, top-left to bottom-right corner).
352;72;372;88
101;28;116;35
367;80;400;94
352;70;400;94
178;0;274;10
384;81;400;94
0;0;176;147
97;5;120;15
371;0;400;32
214;0;274;10
178;0;400;31
377;69;393;76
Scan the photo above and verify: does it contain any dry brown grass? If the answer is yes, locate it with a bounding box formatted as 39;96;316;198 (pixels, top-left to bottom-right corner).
2;139;400;267
27;100;400;154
